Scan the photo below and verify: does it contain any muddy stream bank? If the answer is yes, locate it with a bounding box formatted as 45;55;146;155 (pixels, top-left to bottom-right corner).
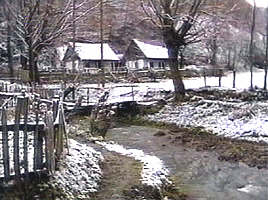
101;125;268;200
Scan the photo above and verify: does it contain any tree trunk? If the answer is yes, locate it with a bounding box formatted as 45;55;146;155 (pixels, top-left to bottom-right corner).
227;47;231;69
249;0;256;90
232;46;237;88
162;24;185;100
20;55;27;70
7;11;14;79
33;56;40;83
29;47;34;82
179;49;184;69
211;36;217;65
28;48;40;83
3;0;14;78
168;47;185;100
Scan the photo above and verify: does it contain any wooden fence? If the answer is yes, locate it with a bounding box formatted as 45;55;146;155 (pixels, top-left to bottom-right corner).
0;95;66;182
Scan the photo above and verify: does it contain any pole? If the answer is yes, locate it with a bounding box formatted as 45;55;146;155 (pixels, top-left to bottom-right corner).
72;0;76;73
100;0;104;87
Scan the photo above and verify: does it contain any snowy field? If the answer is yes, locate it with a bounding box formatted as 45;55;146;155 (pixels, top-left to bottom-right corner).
146;70;268;143
147;99;268;143
183;70;267;90
82;70;268;104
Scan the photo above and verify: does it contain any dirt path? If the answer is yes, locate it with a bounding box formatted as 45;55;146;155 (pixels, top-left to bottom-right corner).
90;149;166;200
90;151;142;200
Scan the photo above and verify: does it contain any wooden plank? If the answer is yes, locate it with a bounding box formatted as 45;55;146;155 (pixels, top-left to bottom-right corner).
52;100;58;121
14;97;23;178
55;105;64;162
23;97;29;177
34;99;40;171
45;111;55;173
0;123;44;132
87;88;89;104
36;99;44;170
37;130;43;170
1;108;10;182
61;104;69;154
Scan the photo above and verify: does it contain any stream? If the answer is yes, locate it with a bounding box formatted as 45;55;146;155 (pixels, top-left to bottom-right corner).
103;125;268;200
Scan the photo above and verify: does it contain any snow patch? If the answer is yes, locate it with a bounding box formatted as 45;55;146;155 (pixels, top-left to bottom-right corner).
237;184;264;194
97;141;171;188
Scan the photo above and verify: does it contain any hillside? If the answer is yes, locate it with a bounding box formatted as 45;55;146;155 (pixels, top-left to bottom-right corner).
0;0;266;71
71;0;252;49
68;0;266;70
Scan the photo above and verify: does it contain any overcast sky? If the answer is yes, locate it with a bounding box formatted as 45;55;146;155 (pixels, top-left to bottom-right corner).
245;0;268;8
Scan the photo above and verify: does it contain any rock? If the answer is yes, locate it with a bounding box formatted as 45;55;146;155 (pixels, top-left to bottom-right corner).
154;131;166;137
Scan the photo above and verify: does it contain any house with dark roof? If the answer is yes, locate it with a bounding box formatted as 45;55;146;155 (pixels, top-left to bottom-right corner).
62;42;121;73
123;39;170;71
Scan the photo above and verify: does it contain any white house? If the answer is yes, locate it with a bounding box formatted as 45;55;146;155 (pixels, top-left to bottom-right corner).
62;42;120;73
123;39;170;71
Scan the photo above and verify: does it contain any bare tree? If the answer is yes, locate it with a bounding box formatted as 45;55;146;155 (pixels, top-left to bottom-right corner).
7;0;99;83
249;0;256;90
140;0;206;100
0;0;14;78
264;7;268;90
8;0;75;83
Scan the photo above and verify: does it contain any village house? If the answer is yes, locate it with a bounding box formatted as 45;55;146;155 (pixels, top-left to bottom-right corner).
62;42;121;74
123;39;170;71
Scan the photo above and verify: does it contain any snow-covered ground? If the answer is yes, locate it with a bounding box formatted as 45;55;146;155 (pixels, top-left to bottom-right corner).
78;70;268;104
145;70;268;143
147;99;268;143
183;70;267;90
51;139;103;199
85;70;268;143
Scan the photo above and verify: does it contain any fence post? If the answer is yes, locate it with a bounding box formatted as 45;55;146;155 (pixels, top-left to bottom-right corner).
55;104;64;162
45;111;55;173
52;100;58;121
87;88;90;104
23;97;29;177
233;70;236;88
218;69;222;87
203;71;207;87
14;97;23;179
1;108;10;182
34;96;43;170
132;86;134;101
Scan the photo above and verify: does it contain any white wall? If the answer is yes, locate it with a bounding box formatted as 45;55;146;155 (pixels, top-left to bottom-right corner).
126;59;149;70
65;60;81;72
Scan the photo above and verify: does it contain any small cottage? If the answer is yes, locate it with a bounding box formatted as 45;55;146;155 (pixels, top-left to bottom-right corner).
123;39;170;71
62;42;120;73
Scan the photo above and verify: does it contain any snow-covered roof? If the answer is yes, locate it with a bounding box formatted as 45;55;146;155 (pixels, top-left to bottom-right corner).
133;39;169;59
72;42;119;61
